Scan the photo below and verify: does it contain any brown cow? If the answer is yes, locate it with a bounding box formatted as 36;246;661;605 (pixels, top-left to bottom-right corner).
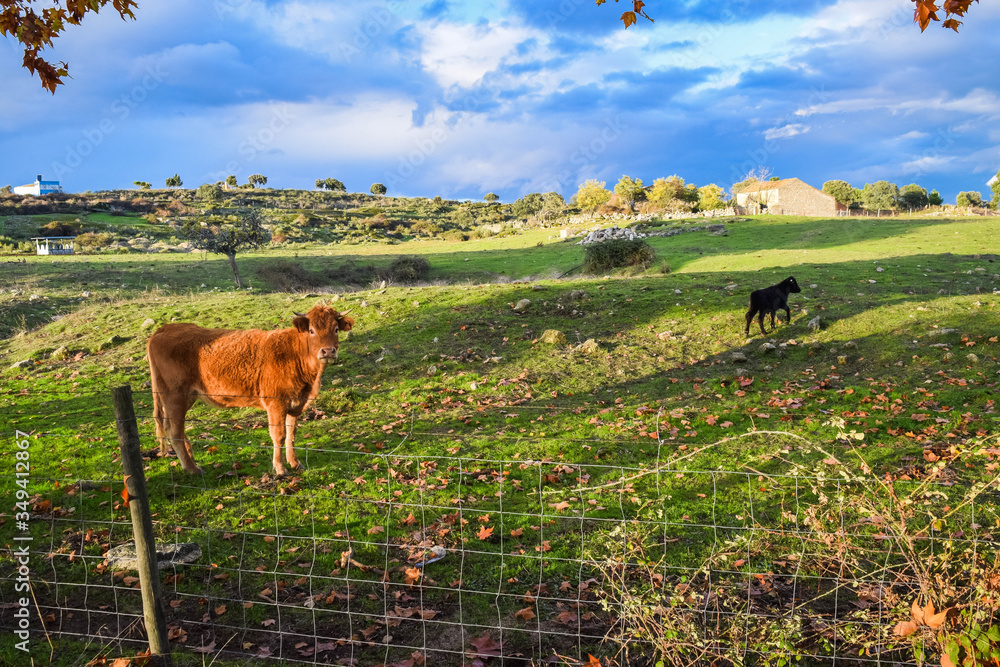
147;304;353;476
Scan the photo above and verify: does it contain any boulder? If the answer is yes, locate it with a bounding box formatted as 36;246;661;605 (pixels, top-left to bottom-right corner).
576;339;599;355
512;299;531;313
50;346;69;360
10;359;33;369
807;316;822;331
427;365;438;376
731;352;747;363
141;318;157;329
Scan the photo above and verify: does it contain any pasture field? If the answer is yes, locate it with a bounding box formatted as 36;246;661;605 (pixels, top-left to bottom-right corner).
2;214;1000;666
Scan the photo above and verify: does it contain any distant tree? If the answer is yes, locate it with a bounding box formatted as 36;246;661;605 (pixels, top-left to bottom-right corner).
225;175;238;189
956;191;982;207
769;176;780;181
822;180;856;206
484;193;500;203
1;185;11;194
197;183;223;202
370;183;387;196
247;174;267;189
649;175;698;210
697;184;727;210
319;178;346;192
928;189;944;206
133;180;151;190
861;181;900;211
613;175;645;211
183;208;271;288
899;183;929;209
573;180;612;211
511;193;544;218
990;170;1000;210
165;174;183;188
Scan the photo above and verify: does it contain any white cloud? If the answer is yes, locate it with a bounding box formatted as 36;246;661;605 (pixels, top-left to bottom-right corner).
899;155;955;174
896;130;930;140
764;124;809;140
416;20;538;88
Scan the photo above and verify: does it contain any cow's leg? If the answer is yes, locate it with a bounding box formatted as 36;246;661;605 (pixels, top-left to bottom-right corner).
770;310;777;329
758;311;767;336
265;404;288;476
162;395;202;474
784;306;791;325
284;414;303;471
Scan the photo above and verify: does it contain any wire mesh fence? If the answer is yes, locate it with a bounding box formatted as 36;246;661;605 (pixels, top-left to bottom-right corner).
3;386;1000;666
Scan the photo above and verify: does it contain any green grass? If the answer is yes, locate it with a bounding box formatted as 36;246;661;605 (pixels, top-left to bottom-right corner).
1;214;1000;666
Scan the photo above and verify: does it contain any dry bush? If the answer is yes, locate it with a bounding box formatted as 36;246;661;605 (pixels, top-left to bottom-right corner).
254;259;323;292
582;239;655;274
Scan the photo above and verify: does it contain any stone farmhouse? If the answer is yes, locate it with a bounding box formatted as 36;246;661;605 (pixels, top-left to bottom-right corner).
735;178;846;216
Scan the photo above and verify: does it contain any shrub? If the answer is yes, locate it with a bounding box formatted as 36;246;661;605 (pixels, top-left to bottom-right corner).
254;259;322;292
410;220;442;236
324;260;378;286
38;220;77;236
75;232;112;253
386;255;430;283
360;213;389;230
442;230;468;242
582;239;656;274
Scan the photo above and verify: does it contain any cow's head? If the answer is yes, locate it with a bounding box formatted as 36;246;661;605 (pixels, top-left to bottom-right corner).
785;276;802;293
293;304;354;362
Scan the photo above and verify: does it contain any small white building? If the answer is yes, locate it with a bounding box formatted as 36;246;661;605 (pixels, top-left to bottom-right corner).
14;174;63;196
32;237;76;255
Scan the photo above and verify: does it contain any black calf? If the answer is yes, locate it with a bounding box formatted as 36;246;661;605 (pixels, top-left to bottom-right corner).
744;276;801;336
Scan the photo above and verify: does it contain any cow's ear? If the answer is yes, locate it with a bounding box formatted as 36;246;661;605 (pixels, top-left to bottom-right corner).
293;316;310;333
337;315;354;332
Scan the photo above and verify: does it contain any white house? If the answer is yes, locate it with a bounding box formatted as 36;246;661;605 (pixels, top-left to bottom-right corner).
13;174;63;196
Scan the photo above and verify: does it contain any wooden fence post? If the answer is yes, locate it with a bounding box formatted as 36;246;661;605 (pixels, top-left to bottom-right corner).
112;384;173;665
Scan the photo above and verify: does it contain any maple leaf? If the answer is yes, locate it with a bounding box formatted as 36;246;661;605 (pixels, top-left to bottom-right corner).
191;640;218;654
549;501;571;512
402;513;417;526
893;620;918;637
468;633;502;657
515;606;536;621
120;476;132;508
404;567;422;585
914;0;940;31
477;525;494;540
941;17;962;30
510;528;524;537
368;525;385;535
584;655;602;667
620;10;637;28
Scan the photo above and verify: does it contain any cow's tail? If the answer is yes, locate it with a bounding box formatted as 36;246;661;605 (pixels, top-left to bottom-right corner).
147;340;167;454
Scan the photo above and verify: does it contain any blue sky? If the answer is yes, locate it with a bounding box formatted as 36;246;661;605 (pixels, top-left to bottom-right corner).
1;0;998;203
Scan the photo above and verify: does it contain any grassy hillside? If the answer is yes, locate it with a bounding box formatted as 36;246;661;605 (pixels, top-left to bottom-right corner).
1;214;999;666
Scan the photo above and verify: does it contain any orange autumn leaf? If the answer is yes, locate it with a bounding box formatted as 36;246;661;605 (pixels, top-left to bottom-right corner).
893;620;918;637
404;567;422;585
510;528;524;537
121;476;132;508
584;655;602;667
477;525;494;540
514;607;536;621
